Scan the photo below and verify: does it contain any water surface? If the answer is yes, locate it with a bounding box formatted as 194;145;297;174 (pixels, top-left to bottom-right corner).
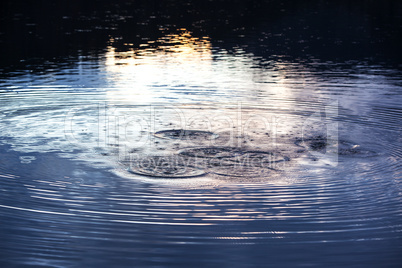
1;1;402;267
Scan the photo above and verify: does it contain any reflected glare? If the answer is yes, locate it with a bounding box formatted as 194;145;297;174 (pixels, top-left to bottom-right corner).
104;29;295;105
105;30;213;103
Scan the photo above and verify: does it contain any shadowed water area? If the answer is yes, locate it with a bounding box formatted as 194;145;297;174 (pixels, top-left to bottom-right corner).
0;0;402;267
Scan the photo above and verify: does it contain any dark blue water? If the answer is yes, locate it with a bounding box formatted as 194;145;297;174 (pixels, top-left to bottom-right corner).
1;1;402;267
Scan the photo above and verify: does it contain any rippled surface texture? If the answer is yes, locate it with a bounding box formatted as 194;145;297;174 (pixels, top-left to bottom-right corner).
1;1;402;267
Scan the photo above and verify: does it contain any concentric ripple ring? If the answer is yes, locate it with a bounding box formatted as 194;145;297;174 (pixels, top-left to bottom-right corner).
295;136;378;157
125;155;207;178
154;129;219;141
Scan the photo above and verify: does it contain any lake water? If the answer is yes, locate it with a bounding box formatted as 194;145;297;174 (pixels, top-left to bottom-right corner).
1;1;401;267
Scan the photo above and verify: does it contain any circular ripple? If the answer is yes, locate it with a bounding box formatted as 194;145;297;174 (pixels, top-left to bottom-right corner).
209;158;277;177
295;136;378;157
178;149;289;177
154;129;219;141
125;155;207;178
178;147;244;159
215;151;289;177
237;151;290;164
212;164;273;177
